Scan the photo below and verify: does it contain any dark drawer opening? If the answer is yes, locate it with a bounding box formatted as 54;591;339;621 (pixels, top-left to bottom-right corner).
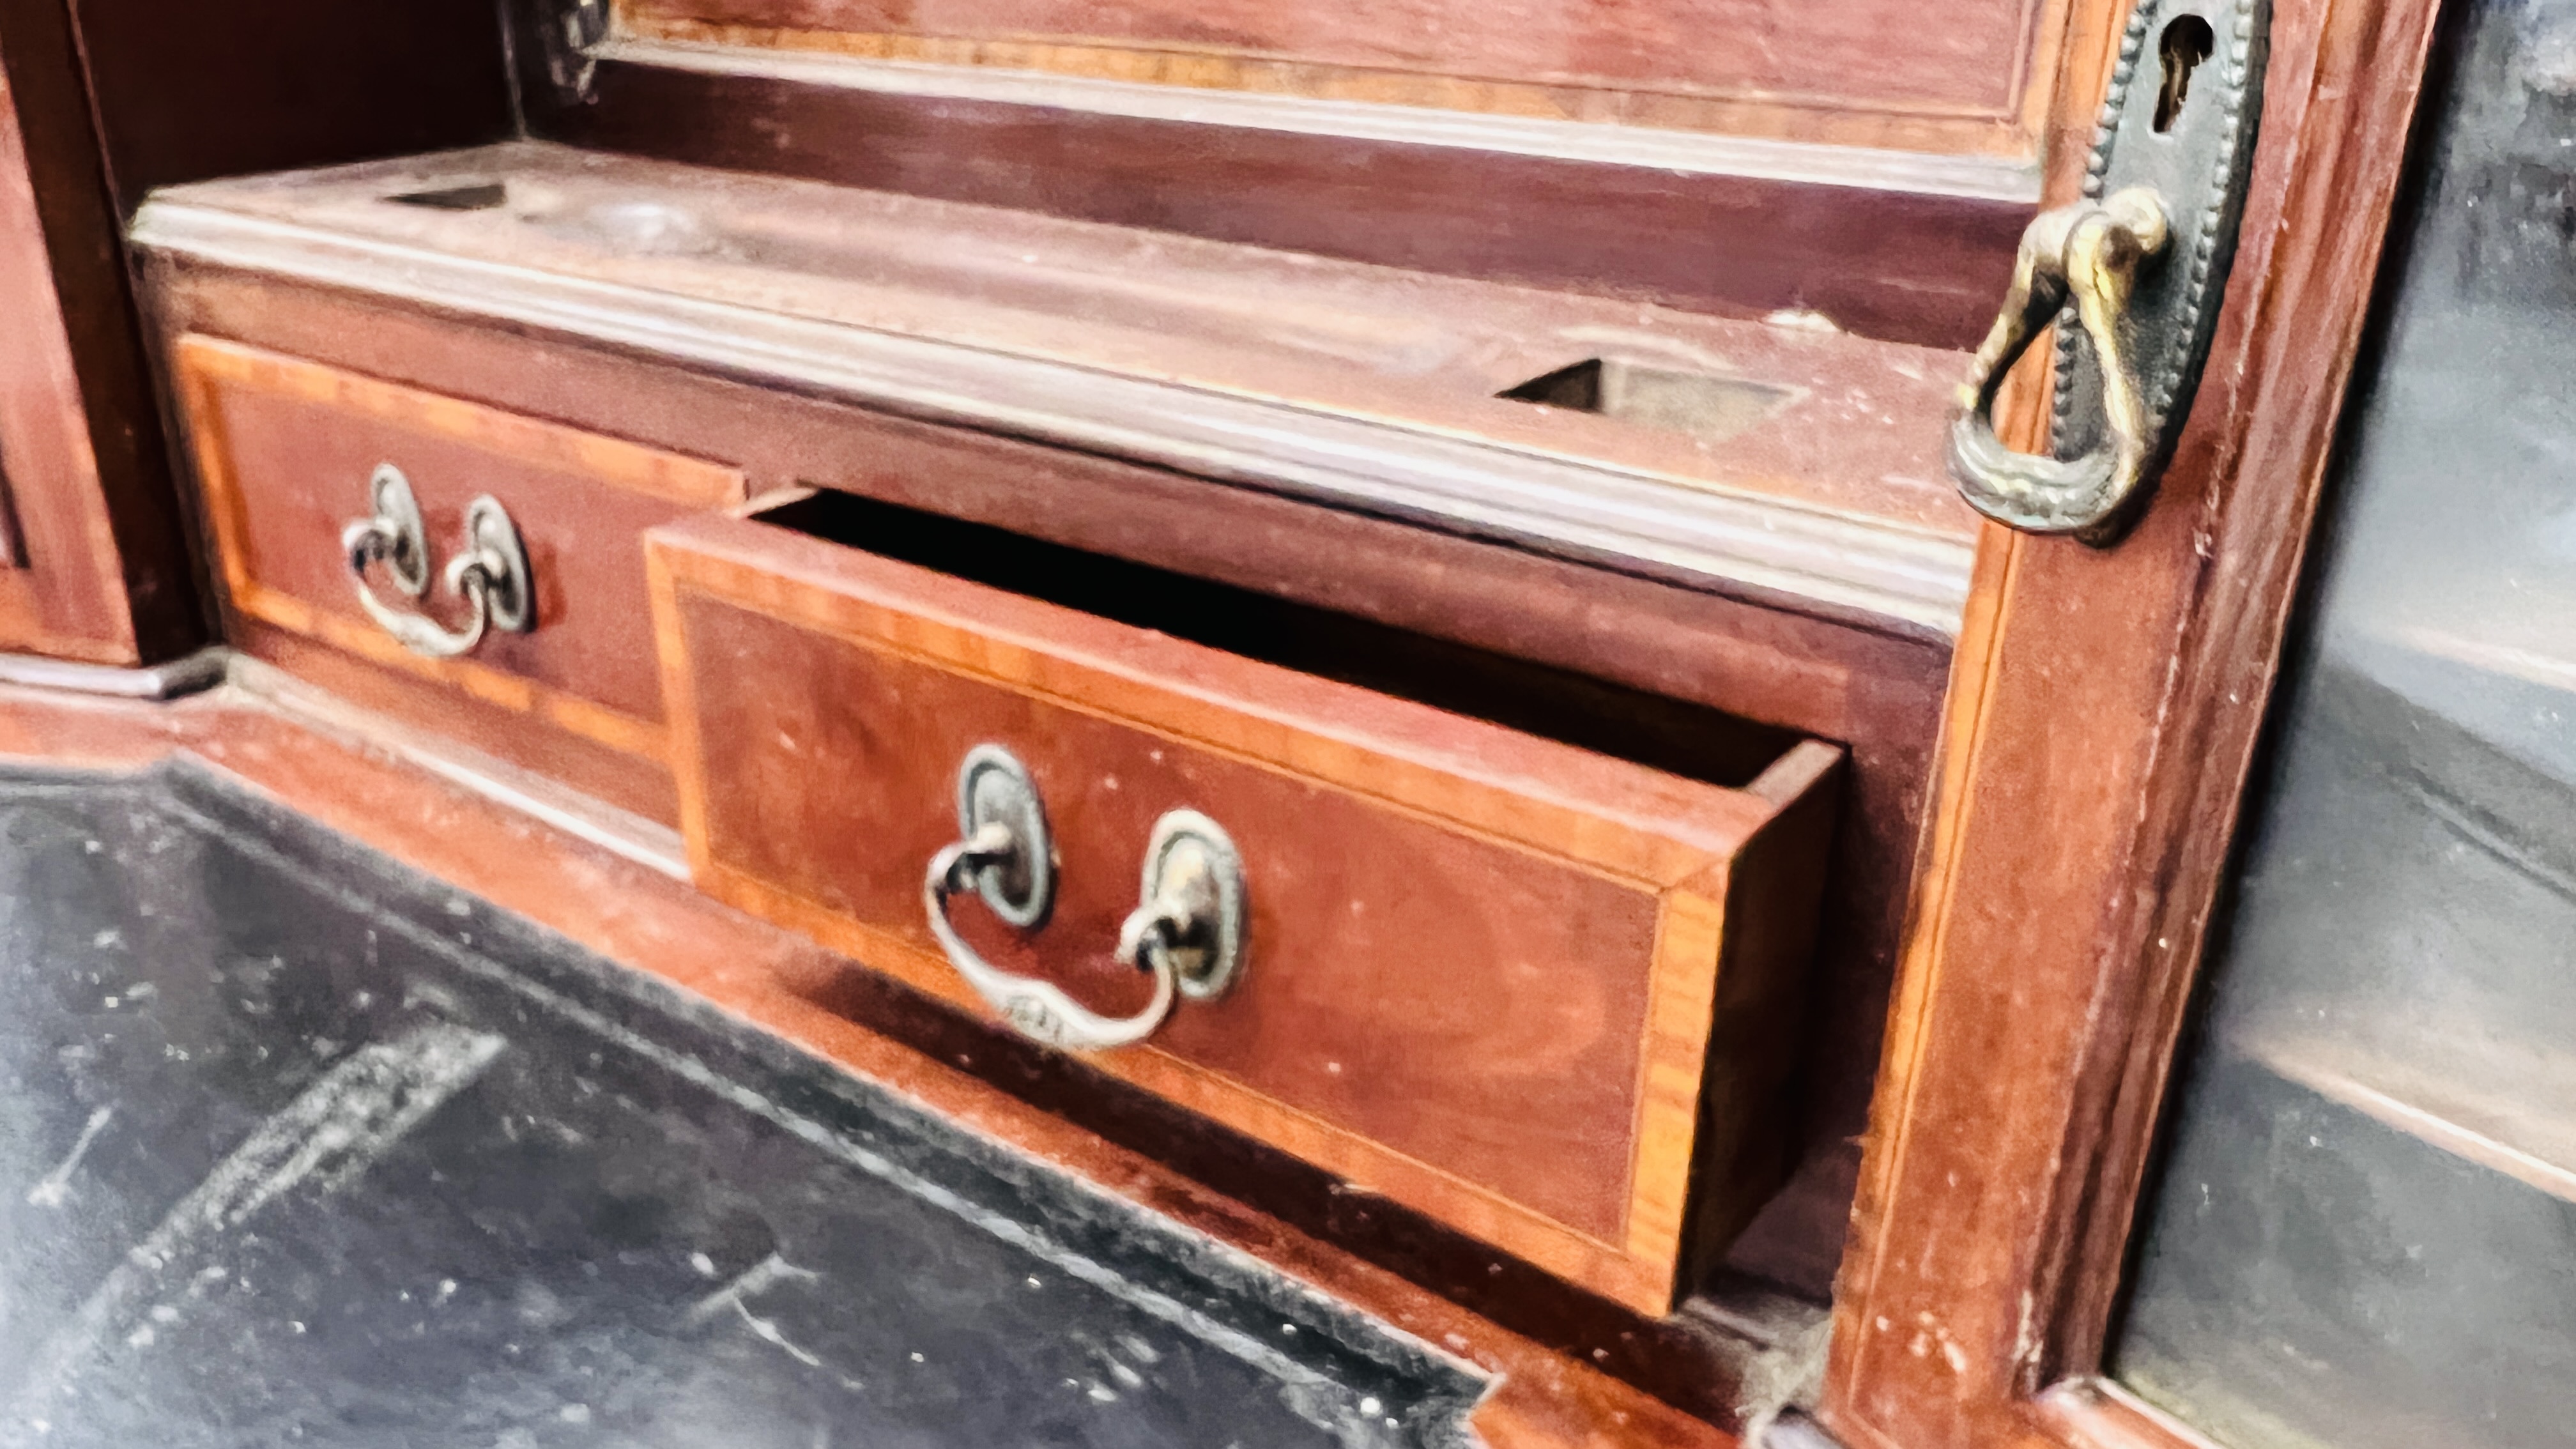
755;489;1804;790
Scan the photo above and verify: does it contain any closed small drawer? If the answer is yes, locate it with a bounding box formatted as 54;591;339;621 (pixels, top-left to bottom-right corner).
648;491;1840;1314
174;337;744;821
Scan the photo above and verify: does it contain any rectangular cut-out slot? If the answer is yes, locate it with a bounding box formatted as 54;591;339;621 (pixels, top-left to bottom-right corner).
1501;358;1799;445
382;181;509;211
647;488;1843;1312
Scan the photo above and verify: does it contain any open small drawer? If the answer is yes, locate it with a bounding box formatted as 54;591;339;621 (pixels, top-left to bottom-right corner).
647;491;1841;1313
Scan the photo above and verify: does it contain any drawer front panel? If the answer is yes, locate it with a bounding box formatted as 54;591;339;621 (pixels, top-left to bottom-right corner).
649;508;1839;1312
686;594;1660;1236
176;337;744;814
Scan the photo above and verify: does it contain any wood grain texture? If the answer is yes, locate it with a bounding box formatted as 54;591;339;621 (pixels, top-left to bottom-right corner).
171;336;744;822
146;260;1954;1305
649;505;1840;1314
618;0;2068;158
0;680;1742;1447
0;0;516;668
1684;740;1840;1291
1818;0;2449;1446
530;52;2035;349
63;0;513;212
130;139;1982;628
0;0;201;663
237;623;680;824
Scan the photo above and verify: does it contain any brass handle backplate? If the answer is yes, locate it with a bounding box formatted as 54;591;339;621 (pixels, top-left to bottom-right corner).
1949;189;2171;537
924;746;1246;1052
1948;0;2268;545
342;464;535;659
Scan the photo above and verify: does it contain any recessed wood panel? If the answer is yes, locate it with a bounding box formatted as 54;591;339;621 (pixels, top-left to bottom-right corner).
625;0;2063;154
0;0;199;664
0;678;1751;1442
648;503;1840;1312
174;336;745;820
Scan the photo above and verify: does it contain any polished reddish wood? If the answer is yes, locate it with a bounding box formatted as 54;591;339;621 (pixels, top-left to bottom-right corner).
171;336;746;823
535;55;2034;349
148;257;1961;1302
650;500;1841;1314
625;0;2062;156
234;623;681;824
0;0;519;669
0;679;1738;1449
63;0;513;211
0;0;199;663
136;141;1979;542
1818;0;2449;1446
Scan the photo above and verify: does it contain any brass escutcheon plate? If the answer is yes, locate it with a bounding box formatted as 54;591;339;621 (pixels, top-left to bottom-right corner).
2051;0;2269;543
954;745;1054;930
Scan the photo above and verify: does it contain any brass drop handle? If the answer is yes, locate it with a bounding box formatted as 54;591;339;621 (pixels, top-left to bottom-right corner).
1948;187;2172;539
342;463;535;659
1942;0;2268;546
924;746;1246;1052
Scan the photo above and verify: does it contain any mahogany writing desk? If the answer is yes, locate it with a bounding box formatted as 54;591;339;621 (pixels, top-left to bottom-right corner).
0;1;2518;1446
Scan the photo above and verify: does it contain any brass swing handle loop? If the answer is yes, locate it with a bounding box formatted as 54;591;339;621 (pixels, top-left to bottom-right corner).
1948;187;2173;537
926;825;1181;1052
341;464;535;660
924;746;1247;1054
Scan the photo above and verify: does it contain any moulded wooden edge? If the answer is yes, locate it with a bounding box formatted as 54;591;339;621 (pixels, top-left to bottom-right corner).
2026;1379;2232;1449
644;509;1842;1315
0;645;227;700
514;36;2043;353
604;24;2058;183
233;622;681;825
225;650;691;880
234;581;666;760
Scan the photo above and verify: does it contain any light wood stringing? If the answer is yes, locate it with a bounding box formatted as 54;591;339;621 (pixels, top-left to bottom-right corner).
647;507;1839;1313
623;1;2089;160
174;335;744;764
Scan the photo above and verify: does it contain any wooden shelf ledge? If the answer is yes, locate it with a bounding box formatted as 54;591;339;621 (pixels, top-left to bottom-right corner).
2234;1024;2576;1204
132;142;1981;639
597;34;2048;202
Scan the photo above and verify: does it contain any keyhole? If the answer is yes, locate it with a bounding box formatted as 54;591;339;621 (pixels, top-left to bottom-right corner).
2154;14;2215;132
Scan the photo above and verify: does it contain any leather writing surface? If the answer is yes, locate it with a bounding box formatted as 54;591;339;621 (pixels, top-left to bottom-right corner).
0;762;1478;1443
